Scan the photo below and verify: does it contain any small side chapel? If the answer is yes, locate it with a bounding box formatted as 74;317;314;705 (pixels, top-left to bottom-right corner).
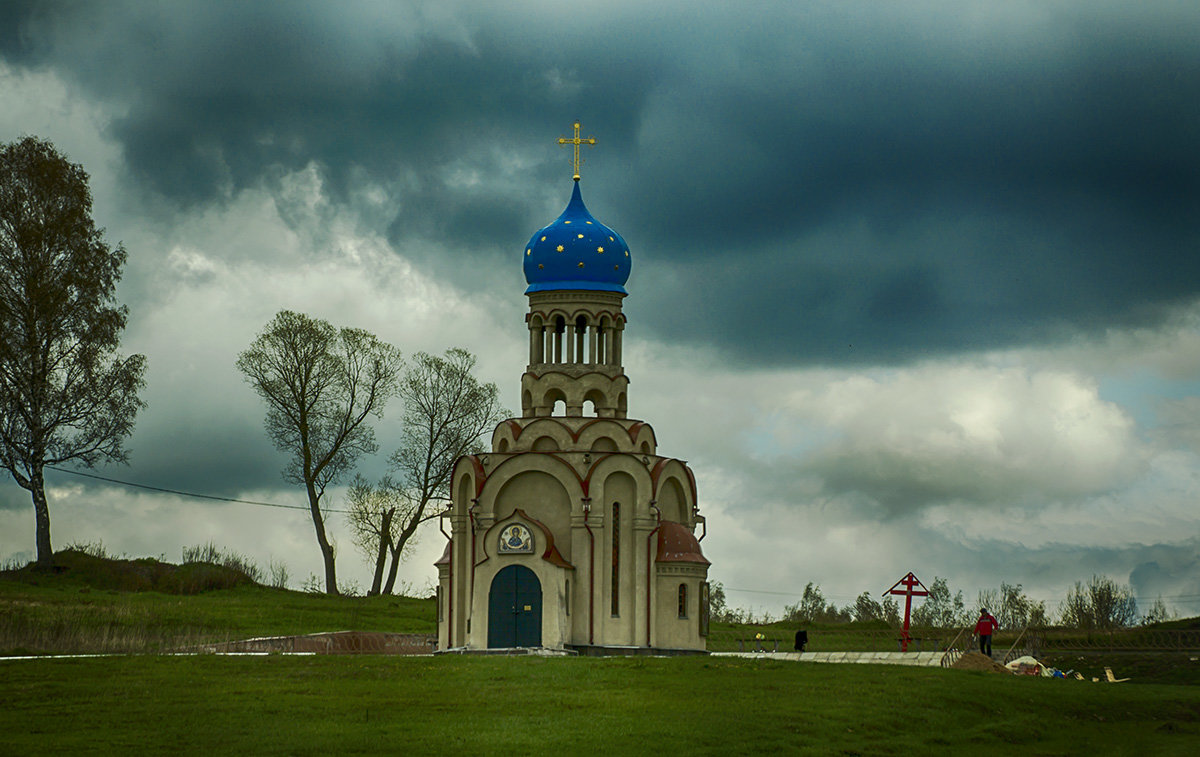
436;124;711;654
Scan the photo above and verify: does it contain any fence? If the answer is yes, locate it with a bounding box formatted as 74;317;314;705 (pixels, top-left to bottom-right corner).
706;626;1200;656
197;631;437;655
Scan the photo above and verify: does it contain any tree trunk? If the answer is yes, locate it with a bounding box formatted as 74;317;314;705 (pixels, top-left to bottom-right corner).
382;540;402;595
305;482;338;594
382;512;422;595
30;465;53;567
368;508;395;596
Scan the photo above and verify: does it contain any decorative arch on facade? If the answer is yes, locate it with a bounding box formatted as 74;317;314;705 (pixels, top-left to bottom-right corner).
517;418;577;451
575;419;641;453
649;459;699;524
589;436;618;452
531;435;560;451
478;453;588;516
486;471;574;563
478;507;573;570
450;455;489;504
656;476;690;524
587;456;654;506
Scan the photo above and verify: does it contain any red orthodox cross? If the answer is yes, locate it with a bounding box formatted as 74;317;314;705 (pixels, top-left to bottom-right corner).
884;572;928;652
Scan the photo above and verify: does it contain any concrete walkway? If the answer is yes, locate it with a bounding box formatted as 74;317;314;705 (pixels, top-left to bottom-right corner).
713;651;946;667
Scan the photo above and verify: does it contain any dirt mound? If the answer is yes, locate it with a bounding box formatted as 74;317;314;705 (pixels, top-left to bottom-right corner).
952;651;1011;674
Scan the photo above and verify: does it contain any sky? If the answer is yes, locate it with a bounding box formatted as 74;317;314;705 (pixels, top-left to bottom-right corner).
1;0;1198;619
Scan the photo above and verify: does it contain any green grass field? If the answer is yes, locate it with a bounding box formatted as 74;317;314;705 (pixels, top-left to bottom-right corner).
2;654;1198;755
3;552;1199;754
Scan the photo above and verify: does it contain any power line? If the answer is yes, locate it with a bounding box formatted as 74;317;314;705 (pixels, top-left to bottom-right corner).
45;466;354;515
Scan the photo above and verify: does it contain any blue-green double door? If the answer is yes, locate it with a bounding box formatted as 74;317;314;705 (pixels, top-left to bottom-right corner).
488;565;542;648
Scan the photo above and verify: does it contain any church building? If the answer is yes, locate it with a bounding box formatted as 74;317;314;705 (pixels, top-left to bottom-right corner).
435;125;711;654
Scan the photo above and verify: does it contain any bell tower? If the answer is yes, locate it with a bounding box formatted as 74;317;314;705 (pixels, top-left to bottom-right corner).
521;122;631;419
521;186;630;418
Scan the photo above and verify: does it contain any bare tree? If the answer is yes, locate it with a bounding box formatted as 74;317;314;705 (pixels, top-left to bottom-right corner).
0;136;147;567
237;310;401;594
348;349;505;595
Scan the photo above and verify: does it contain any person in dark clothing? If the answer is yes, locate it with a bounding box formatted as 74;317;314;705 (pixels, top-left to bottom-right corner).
794;629;808;653
974;608;999;657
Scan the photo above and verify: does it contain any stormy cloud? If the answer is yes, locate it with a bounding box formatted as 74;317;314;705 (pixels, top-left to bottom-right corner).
2;1;1198;614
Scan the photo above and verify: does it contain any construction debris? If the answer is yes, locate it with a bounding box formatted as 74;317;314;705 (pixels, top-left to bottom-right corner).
951;651;1010;674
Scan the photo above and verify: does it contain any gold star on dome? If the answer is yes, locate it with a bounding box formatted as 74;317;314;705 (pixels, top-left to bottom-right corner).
538;264;544;269
578;261;585;268
556;245;564;252
564;220;571;224
577;234;584;238
541;236;546;241
586;221;592;224
614;264;619;270
526;249;531;255
597;246;604;253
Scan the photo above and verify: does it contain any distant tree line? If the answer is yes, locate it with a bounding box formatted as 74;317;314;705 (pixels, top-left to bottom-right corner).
710;574;1174;630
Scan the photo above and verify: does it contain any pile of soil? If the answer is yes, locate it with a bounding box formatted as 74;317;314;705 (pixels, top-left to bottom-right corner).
952;651;1011;674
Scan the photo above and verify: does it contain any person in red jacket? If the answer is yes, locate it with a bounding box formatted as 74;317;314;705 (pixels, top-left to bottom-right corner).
974;608;999;657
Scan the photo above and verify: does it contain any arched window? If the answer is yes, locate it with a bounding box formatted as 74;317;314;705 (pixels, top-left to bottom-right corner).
575;315;588;364
598;316;611;364
678;583;688;619
611;501;620;617
583;389;605;417
553;315;566;362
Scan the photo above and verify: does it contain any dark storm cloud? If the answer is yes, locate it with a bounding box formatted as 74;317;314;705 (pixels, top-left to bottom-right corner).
3;1;1199;365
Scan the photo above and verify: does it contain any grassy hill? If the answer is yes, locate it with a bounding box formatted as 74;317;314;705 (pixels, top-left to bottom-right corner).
0;549;435;655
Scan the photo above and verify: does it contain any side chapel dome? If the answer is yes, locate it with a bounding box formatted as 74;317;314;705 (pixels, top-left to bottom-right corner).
523;181;631;294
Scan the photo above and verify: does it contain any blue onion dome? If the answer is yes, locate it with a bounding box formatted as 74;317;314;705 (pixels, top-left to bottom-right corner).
524;181;631;294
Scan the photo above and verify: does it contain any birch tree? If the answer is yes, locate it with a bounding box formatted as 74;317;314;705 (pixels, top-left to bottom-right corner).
0;136;146;567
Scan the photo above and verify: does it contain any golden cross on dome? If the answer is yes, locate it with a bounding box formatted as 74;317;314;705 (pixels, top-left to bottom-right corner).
557;121;596;180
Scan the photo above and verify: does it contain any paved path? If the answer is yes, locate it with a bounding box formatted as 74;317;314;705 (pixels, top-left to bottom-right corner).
713;651;946;667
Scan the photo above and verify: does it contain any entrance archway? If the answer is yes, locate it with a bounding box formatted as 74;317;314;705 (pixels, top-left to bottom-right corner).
488;565;542;648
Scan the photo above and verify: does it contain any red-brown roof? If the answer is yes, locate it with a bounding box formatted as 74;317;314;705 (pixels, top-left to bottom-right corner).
656;521;710;565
